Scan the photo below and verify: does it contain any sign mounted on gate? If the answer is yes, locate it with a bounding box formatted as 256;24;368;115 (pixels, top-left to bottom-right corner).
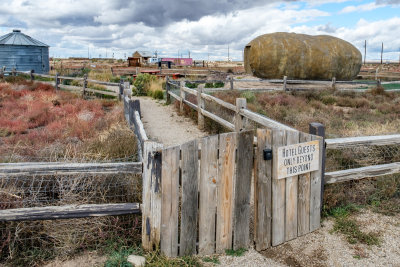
275;140;320;179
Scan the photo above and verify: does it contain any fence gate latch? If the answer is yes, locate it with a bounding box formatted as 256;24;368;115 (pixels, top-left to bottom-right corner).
263;149;272;161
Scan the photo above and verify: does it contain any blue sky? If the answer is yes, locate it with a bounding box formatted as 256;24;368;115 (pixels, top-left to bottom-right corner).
0;0;399;61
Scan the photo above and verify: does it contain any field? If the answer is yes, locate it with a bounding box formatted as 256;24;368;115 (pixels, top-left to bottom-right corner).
212;88;400;138
0;79;142;266
0;78;136;162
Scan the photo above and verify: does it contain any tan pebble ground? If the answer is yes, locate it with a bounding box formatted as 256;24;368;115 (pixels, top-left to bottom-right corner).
133;97;208;147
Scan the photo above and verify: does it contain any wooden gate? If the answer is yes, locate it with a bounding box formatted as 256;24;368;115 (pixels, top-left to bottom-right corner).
141;128;323;256
254;129;323;250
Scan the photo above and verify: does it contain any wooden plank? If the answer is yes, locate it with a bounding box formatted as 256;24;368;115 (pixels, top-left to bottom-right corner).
86;79;120;86
197;86;205;130
180;140;199;256
0;162;142;176
285;130;299;242
85;88;118;97
160;146;180;257
168;91;182;101
325;162;400;184
142;141;163;251
135;111;148;142
297;133;311;236
326;134;400;149
0;203;140;222
233;130;254;249
181;86;197;96
271;130;286;246
254;129;273;250
240;109;295;131
216;132;237;253
198;135;219;255
310;135;323;232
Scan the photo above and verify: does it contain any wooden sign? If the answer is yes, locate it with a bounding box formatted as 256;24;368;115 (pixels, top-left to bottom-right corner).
275;140;320;179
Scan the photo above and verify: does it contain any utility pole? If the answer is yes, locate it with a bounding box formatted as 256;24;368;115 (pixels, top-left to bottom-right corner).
188;50;190;58
364;40;366;65
228;45;230;62
381;42;383;64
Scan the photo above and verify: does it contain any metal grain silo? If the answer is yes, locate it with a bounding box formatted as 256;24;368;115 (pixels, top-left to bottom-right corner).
0;29;49;74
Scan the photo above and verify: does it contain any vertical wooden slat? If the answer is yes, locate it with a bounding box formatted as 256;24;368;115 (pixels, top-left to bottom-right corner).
285;130;299;241
254;129;272;250
271;130;286;246
233;130;254;249
310;135;323;232
198;135;219;255
216;132;237;253
161;146;180;257
298;132;311;236
142;141;163;251
180;140;199;256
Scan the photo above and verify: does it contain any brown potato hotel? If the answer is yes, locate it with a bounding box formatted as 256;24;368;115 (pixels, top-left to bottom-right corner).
244;32;362;80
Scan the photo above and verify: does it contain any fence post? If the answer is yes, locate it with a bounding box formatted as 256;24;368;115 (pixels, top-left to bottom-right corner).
30;70;34;82
118;79;124;101
166;76;171;104
55;73;59;90
0;68;3;80
235;98;247;132
283;76;287;91
309;122;326;213
331;77;336;89
197;85;205;130
230;76;234;90
11;68;16;77
377;79;382;88
124;81;131;97
180;80;185;114
136;67;139;75
82;74;87;97
142;141;163;251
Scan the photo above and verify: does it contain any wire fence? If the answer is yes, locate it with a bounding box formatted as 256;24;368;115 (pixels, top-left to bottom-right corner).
326;144;400;172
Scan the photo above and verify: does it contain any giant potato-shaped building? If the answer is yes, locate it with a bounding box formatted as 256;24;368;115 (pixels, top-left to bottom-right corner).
244;33;362;80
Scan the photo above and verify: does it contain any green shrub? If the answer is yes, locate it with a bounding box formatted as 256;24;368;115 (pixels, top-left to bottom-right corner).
109;76;121;83
214;82;225;88
185;82;198;88
240;91;256;103
205;82;214;88
133;74;156;96
71;80;81;86
152;90;164;100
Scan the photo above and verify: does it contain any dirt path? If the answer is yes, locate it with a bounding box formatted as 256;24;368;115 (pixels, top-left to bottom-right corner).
134;97;208;147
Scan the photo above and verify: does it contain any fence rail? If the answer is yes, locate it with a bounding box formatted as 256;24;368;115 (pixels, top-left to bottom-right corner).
0;162;142;176
8;71;128;98
0;203;141;222
167;80;295;132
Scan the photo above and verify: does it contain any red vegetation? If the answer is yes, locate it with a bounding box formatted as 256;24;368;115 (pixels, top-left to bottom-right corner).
0;81;123;160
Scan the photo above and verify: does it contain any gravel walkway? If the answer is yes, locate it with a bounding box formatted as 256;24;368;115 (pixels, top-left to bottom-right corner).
133;96;208;147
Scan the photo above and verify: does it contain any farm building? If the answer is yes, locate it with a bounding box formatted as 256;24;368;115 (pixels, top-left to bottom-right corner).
128;51;154;67
161;58;193;66
0;29;49;74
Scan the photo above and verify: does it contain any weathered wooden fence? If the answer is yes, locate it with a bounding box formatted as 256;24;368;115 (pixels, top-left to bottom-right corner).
9;70;128;99
139;127;324;256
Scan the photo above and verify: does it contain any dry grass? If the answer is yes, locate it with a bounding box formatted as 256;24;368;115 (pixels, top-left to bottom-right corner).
0;80;140;266
212;88;400;137
0;80;134;162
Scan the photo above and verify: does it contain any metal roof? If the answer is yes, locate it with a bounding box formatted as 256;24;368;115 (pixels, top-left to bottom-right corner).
0;30;49;47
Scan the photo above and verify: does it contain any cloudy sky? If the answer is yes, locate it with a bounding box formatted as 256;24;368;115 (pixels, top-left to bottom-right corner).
0;0;399;61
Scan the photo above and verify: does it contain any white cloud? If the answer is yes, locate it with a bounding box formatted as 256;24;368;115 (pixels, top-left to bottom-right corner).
339;2;381;13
